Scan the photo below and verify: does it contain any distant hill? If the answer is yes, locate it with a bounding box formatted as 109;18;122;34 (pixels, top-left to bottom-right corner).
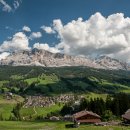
0;66;130;95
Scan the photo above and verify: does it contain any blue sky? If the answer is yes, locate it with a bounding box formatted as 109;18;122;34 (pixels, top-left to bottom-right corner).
1;0;130;62
0;0;129;45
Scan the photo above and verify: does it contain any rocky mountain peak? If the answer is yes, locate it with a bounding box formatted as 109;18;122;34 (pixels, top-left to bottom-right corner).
95;55;129;70
0;49;129;70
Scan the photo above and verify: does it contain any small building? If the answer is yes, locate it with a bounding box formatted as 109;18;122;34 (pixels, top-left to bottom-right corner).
63;115;73;121
49;116;60;121
4;92;13;100
73;110;101;124
122;109;130;123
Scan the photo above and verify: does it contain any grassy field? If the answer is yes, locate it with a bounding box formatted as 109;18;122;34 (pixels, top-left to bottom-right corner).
25;74;59;85
0;104;14;120
0;121;129;130
83;92;108;100
20;104;63;119
0;95;24;120
89;77;130;93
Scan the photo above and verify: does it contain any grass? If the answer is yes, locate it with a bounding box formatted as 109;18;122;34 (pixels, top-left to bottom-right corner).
0;95;24;120
0;95;24;104
20;104;63;118
25;74;59;85
121;89;130;93
0;104;14;120
89;77;130;94
20;107;34;117
35;103;63;116
0;121;129;130
83;92;108;100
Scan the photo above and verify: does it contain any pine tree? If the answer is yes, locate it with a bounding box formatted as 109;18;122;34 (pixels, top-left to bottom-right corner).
0;113;3;121
79;98;89;111
106;95;112;110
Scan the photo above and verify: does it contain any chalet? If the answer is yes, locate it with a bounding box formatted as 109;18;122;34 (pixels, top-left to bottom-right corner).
73;110;101;124
122;109;130;123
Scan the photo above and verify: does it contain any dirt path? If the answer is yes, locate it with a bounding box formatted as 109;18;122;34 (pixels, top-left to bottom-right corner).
33;106;37;115
22;106;37;120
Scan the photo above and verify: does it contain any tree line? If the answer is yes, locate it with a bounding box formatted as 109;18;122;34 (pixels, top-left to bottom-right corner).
60;93;130;121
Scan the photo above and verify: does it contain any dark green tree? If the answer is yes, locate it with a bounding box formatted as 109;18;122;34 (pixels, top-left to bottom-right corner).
11;103;23;120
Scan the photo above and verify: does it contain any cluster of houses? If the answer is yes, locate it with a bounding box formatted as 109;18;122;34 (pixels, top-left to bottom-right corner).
4;92;130;126
23;94;130;126
23;94;80;108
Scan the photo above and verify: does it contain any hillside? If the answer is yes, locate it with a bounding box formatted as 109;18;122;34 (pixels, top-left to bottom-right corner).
0;66;130;95
0;66;130;121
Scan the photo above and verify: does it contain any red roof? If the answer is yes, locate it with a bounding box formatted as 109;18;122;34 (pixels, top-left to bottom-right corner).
73;110;101;119
122;109;130;120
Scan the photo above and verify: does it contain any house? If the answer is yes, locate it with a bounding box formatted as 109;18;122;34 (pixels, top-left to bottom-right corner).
4;92;13;100
49;116;60;121
73;110;101;124
122;109;130;123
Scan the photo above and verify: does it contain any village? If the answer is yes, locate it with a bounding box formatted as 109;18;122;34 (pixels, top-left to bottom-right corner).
23;94;81;108
6;93;130;128
24;94;130;128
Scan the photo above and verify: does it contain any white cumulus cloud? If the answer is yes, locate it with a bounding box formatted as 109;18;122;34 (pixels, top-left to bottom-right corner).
33;43;59;53
41;26;55;34
30;32;42;40
0;52;10;60
0;32;30;52
2;12;130;63
45;12;130;62
22;26;31;32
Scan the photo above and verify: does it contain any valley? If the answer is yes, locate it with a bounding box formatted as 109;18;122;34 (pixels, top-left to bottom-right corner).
0;66;130;130
1;0;130;129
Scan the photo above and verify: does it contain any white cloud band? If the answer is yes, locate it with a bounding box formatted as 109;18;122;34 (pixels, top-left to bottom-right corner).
47;12;130;62
1;12;130;62
0;32;30;52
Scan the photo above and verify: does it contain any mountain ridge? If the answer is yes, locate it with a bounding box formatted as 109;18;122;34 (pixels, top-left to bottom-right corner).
0;48;129;70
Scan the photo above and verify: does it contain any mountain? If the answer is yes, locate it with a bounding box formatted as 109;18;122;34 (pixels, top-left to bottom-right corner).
95;56;130;70
0;48;129;70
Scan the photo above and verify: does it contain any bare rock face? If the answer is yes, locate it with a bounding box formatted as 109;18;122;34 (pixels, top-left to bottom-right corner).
0;49;129;70
95;56;130;70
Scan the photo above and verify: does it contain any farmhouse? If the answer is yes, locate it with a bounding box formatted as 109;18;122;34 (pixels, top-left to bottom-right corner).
73;110;101;124
122;109;130;123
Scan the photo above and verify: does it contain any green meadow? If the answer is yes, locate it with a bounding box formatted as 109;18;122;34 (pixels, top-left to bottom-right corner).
20;104;63;119
0;121;129;130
